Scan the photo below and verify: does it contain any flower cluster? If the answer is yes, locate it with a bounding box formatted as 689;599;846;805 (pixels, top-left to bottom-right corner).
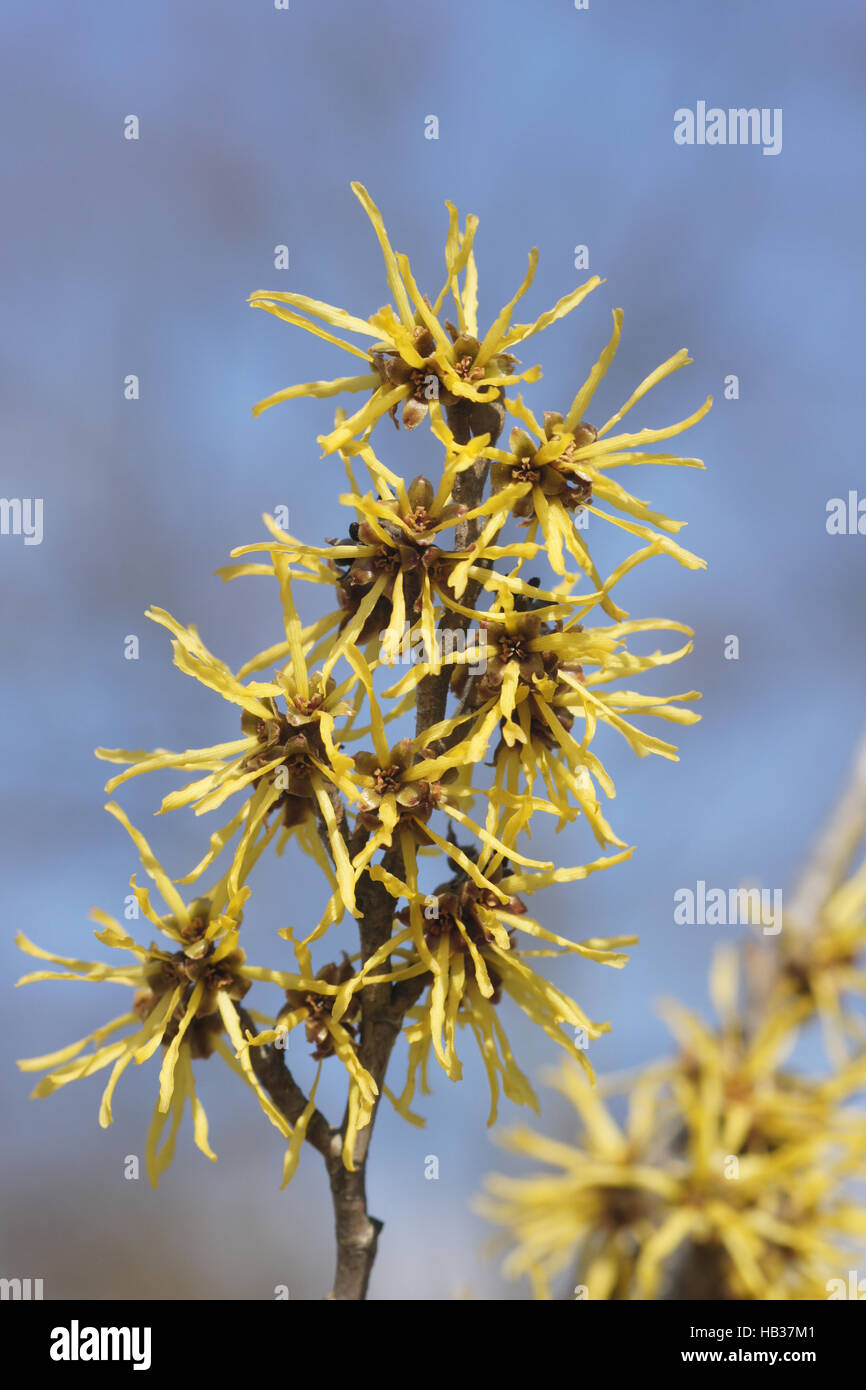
18;186;708;1189
478;870;866;1300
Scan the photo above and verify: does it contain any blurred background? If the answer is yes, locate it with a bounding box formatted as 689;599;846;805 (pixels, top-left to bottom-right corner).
2;0;865;1299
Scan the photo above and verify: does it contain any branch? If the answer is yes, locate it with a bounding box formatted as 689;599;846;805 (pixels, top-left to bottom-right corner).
240;993;395;1300
237;1005;334;1160
788;726;866;928
323;963;429;1301
262;392;505;1298
325;403;503;1294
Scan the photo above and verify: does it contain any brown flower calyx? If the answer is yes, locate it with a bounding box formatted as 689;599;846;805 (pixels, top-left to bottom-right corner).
163;895;212;947
441;336;510;444
283;954;360;1060
371;323;441;431
284;688;330;723
329;502;468;641
443;323;519;391
352;738;457;840
599;1185;659;1232
466;612;586;733
471;612;555;704
376;475;467;547
133;931;251;1060
399;872;527;1005
370;312;517;438
780;935;857;1002
492;417;595;519
241;701;330;827
542;411;598;452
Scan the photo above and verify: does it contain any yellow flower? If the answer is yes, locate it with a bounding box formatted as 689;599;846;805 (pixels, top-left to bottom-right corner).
345;863;635;1129
224;428;537;675
249;184;601;454
97;577;360;918
397;581;701;847
240;932;390;1172
479;947;866;1300
344;698;579;908
776;853;866;1063
14;804;322;1186
479;315;711;613
478;1066;675;1299
635;950;866;1297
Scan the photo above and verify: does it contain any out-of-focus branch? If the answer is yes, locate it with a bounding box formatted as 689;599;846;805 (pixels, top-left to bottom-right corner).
665;727;866;1302
788;728;866;929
